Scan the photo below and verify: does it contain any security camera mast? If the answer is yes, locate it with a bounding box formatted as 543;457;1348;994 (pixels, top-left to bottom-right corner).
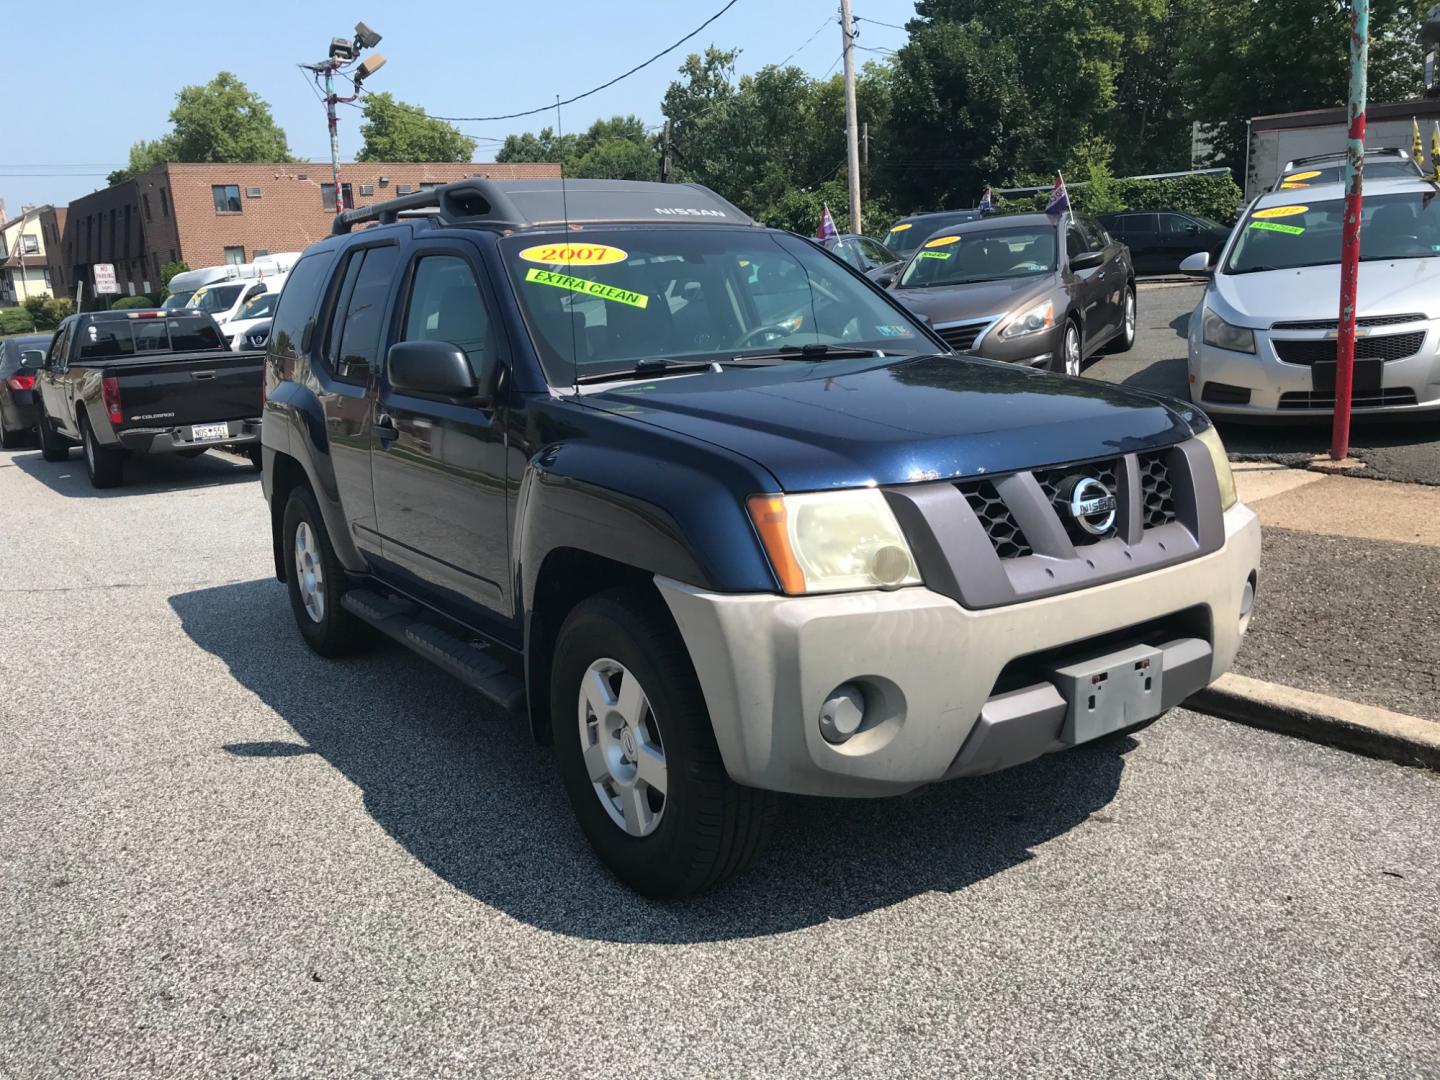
301;22;387;217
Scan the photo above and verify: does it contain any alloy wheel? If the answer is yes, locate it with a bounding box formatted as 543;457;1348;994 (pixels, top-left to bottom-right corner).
577;657;667;837
293;521;326;623
1064;324;1082;376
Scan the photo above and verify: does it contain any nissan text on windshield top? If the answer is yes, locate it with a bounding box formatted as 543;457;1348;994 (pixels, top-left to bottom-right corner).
260;178;1260;898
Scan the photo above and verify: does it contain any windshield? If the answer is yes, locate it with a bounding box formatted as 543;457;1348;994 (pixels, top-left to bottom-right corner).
500;229;932;384
897;225;1057;289
885;213;979;256
185;283;246;315
162;290;196;310
1275;160;1419;189
238;292;277;320
75;315;224;360
1226;191;1440;274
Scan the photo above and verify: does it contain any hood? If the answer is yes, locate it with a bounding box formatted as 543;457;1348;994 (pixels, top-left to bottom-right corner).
585;354;1195;492
890;275;1053;328
1213;259;1440;324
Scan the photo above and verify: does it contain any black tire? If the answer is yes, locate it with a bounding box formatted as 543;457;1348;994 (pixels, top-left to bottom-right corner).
36;408;69;462
247;445;263;472
0;412;23;449
550;590;777;898
281;484;369;658
176;448;208;459
1107;285;1136;354
1052;319;1084;377
80;418;124;489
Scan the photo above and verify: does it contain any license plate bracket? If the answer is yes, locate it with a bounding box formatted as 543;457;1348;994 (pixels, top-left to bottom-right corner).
190;422;231;443
1311;358;1382;394
1049;644;1164;745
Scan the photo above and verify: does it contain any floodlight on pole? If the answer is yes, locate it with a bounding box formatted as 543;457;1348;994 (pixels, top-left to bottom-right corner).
303;22;385;217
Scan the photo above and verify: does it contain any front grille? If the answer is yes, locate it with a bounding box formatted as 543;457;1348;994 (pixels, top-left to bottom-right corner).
1273;332;1425;365
958;480;1032;559
1201;381;1252;405
1034;459;1120;545
1136;450;1177;528
1271;313;1424;331
935;320;989;352
1277;388;1419;410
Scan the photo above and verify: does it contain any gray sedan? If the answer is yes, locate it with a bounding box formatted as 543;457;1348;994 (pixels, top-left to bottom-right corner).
888;212;1136;375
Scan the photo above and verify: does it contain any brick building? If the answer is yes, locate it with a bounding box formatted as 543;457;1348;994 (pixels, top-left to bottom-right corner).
59;161;560;300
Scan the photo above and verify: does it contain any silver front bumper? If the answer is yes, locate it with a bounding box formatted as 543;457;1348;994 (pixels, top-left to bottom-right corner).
658;503;1260;798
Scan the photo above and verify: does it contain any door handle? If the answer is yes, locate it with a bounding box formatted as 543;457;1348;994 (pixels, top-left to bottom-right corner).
376;413;399;446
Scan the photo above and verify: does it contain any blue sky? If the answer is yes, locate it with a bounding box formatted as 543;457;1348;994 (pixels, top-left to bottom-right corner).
1;0;918;214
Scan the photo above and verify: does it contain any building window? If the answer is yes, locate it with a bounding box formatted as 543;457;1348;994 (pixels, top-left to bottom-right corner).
212;184;242;213
152;252;160;274
224;246;245;265
109;210;117;258
43;268;52;287
320;182;354;211
123;205;132;257
360;183;375;196
169;249;176;264
245;186;262;199
419;182;440;191
396;184;413;195
21;234;38;254
143;193;152;221
253;249;270;258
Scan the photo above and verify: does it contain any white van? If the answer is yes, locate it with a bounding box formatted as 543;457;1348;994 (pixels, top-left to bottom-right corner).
163;252;301;324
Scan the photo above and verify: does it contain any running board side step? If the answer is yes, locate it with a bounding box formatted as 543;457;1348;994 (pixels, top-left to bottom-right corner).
341;589;526;713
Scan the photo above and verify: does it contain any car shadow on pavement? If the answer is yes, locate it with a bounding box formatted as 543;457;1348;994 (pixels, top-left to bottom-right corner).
1120;357;1190;396
8;447;257;497
171;578;1131;944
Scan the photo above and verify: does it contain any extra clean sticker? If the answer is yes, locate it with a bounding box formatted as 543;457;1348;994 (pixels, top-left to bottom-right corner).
525;268;648;308
924;235;961;248
518;242;629;266
1249;220;1305;236
918;250;952;260
1253;205;1308;219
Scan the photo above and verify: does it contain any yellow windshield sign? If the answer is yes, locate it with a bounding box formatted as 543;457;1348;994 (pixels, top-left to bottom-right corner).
1283;170;1322;182
888;223;913;233
1253;205;1308;219
518;242;629;266
525;268;648;308
924;235;961;248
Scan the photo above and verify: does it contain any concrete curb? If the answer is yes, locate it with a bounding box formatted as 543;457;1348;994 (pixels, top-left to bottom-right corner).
1188;673;1440;769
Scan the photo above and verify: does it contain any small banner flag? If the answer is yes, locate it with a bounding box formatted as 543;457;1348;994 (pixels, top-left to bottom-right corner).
1414;117;1425;168
816;204;839;241
1045;173;1070;216
1430;122;1440;183
978;185;993;214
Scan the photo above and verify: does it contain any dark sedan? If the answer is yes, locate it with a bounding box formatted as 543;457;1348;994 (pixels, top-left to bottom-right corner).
883;209;984;259
1097;209;1230;275
888;212;1135;375
820;233;902;282
0;333;50;448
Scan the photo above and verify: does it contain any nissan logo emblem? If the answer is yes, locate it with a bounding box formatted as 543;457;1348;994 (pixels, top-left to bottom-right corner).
1068;477;1117;536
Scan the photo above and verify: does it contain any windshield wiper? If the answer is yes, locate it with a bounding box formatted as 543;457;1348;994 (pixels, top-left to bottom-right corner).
733;343;885;363
575;358;719;384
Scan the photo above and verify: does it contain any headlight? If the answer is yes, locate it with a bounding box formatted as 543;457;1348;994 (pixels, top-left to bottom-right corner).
1195;425;1237;510
747;489;922;594
1202;305;1255;353
997;298;1055;340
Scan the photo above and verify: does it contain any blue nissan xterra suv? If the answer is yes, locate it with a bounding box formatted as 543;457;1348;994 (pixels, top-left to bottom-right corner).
261;179;1261;897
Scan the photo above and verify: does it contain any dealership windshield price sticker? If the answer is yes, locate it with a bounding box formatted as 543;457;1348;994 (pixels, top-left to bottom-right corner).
924;235;961;248
518;243;629;266
525;268;649;308
1249;220;1305;236
917;250;953;260
1253;205;1308;219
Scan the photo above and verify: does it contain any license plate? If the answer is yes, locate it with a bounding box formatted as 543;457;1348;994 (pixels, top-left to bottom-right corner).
1311;358;1382;394
1050;644;1164;744
190;422;230;443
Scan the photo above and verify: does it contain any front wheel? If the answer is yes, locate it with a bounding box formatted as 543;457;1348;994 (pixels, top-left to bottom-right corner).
36;408;69;462
1109;286;1136;353
550;591;777;898
0;412;22;449
281;485;369;657
81;419;124;488
1053;320;1083;377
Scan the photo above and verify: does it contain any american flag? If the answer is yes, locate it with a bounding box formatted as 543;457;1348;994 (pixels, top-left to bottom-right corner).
816;204;839;241
1045;173;1070;217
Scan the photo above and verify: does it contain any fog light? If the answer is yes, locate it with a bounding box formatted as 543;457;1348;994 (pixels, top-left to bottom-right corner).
869;545;914;588
819;683;866;744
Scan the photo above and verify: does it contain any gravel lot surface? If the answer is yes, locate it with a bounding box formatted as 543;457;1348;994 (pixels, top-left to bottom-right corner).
1232;526;1440;724
3;437;1439;1078
1089;282;1440;486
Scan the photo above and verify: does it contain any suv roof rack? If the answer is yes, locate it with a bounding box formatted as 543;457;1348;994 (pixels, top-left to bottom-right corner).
1283;147;1409;169
332;177;757;235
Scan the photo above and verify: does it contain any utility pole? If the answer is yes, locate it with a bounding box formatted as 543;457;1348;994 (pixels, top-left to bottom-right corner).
839;0;862;235
1331;0;1369;461
304;24;387;218
661;120;672;183
323;63;345;216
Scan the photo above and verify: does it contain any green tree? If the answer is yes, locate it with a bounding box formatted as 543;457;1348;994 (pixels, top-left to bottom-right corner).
108;73;291;184
496;115;656;178
496;127;579;166
573;139;659;180
1179;0;1422;171
356;92;477;162
160;261;189;288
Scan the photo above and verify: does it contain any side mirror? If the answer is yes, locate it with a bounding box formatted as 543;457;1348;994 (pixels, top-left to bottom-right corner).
387;339;483;399
1069;250;1104;271
1179;251;1213;278
1186;223;1201;235
875;273;895;288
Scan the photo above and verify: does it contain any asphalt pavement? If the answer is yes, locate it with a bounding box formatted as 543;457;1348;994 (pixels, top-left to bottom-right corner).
3;437;1440;1076
1088;281;1440;486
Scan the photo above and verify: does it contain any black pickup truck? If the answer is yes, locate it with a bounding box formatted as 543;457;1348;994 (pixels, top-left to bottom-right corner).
35;309;264;488
263;178;1260;897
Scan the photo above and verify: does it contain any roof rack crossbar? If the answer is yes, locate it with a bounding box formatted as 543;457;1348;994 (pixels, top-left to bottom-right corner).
1284;147;1409;169
332;178;526;235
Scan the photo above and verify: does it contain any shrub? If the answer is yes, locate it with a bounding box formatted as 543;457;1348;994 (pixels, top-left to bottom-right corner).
0;307;35;335
160;261;189;288
44;298;73;325
25;295;73;331
112;295;154;310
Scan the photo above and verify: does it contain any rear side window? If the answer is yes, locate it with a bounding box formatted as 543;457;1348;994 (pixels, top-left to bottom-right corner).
1124;213;1157;236
269;251;336;363
331;246;400;379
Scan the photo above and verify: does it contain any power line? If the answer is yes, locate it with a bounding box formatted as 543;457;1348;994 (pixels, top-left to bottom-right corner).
853;14;909;32
775;14;835;69
367;0;742;124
